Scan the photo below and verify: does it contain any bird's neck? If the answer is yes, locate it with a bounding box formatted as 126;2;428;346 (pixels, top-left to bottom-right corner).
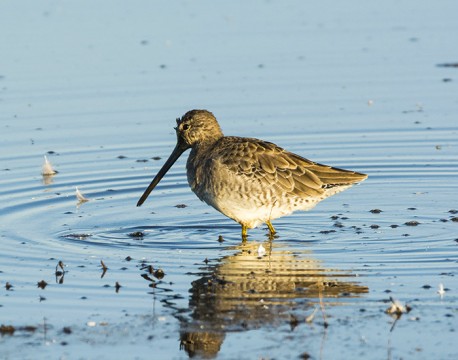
189;137;220;165
194;135;222;153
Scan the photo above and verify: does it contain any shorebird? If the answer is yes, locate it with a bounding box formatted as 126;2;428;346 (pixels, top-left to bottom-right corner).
137;110;367;238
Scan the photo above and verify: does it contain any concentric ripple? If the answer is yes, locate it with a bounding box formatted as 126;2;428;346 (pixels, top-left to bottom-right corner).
1;125;457;259
1;118;457;360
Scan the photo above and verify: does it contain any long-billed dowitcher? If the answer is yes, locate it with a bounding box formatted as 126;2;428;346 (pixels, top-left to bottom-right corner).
137;110;367;238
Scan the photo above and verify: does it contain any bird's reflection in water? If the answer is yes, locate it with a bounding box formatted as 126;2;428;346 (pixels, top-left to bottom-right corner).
178;240;368;358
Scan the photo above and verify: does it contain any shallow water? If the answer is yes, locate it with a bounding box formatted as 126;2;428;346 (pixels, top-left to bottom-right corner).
1;1;458;359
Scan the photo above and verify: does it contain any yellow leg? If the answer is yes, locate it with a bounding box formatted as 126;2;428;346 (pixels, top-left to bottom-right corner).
266;220;276;235
241;225;248;240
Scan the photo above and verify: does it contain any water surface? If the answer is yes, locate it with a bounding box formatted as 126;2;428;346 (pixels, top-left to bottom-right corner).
1;1;457;359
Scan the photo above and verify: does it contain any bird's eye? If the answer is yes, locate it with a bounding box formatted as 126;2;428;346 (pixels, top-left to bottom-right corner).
182;123;190;130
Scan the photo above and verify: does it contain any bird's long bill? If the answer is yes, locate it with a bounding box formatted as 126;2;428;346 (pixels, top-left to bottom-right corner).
136;143;186;207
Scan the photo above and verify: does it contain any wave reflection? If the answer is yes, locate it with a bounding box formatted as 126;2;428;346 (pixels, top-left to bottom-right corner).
174;240;368;358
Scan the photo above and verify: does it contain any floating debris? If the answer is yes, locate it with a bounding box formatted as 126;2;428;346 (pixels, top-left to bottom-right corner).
141;273;154;282
257;244;266;258
141;264;154;274
100;260;108;278
153;268;165;280
370;209;383;214
100;260;108;271
386;297;412;332
62;233;92;240
128;231;144;239
320;229;336;234
0;325;15;336
0;325;36;336
386;297;411;316
42;155;57;176
305;307;318;324
55;260;65;275
289;314;299;330
115;282;121;293
437;62;458;68
5;282;13;290
175;204;187;208
55;260;66;284
438;283;445;298
405;220;420;226
37;280;48;289
76;186;89;203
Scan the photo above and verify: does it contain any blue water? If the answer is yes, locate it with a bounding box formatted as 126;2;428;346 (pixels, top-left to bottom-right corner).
1;1;457;359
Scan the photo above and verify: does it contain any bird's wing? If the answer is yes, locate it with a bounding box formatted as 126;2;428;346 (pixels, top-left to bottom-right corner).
214;137;329;197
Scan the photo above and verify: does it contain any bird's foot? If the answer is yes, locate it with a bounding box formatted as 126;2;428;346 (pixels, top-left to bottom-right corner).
266;220;277;240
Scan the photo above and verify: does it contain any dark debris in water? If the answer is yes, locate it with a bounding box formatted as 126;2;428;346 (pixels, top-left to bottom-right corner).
437;62;458;68
299;352;312;359
0;324;37;336
37;280;48;289
320;230;336;234
0;325;15;336
153;269;165;279
62;233;93;240
405;220;420;226
175;204;188;208
369;209;383;214
100;260;108;278
128;231;145;239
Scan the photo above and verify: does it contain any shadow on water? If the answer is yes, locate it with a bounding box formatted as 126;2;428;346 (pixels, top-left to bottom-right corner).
163;239;369;358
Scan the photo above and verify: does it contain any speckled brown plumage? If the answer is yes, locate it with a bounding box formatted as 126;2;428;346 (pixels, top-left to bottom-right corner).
137;109;367;238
